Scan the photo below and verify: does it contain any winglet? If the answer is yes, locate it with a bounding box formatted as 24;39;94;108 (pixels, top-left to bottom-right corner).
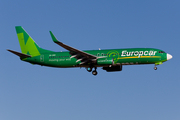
49;31;59;43
49;31;97;59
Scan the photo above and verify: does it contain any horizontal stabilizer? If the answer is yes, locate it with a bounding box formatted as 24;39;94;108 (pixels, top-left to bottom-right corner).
7;49;31;58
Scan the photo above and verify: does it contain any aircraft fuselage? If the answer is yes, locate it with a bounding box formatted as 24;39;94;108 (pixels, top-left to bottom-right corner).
8;26;173;75
24;48;169;68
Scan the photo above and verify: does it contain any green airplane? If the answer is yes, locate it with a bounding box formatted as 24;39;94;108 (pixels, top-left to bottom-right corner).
8;26;173;75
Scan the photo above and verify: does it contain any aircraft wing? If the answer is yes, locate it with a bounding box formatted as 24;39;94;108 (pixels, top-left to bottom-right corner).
50;31;97;65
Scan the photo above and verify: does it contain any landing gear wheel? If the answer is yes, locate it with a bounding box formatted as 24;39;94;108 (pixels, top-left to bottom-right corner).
92;70;98;76
87;67;92;72
154;66;157;70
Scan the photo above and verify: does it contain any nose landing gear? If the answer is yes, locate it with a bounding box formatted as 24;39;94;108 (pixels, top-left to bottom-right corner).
154;65;157;70
154;62;163;70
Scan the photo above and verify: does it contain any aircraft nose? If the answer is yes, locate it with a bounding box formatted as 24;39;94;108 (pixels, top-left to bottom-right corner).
167;53;173;60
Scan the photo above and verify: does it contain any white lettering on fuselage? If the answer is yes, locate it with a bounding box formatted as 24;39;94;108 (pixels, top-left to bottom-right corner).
49;59;59;62
49;58;71;62
121;50;157;57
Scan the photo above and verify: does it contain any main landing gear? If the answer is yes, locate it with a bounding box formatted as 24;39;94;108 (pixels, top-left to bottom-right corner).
86;67;98;76
87;67;92;72
92;67;97;76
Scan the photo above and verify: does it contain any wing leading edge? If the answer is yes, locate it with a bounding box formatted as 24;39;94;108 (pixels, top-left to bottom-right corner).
49;31;97;65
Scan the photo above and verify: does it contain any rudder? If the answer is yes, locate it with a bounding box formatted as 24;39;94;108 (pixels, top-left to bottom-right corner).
16;26;41;57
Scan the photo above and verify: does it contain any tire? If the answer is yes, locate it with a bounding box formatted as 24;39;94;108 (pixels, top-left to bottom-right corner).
92;70;97;75
154;67;157;70
87;67;92;72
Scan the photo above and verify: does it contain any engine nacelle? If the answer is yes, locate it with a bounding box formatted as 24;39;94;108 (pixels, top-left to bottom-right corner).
103;65;122;72
97;58;114;65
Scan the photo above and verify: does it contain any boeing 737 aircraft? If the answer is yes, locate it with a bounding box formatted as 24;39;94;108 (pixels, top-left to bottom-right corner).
8;26;173;75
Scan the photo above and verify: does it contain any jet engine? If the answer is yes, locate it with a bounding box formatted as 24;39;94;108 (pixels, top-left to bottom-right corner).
103;65;122;72
97;58;114;65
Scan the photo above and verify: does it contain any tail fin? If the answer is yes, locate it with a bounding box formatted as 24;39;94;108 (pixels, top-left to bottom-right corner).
15;26;52;57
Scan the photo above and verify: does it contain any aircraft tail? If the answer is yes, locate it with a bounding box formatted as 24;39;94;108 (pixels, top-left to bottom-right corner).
15;26;52;57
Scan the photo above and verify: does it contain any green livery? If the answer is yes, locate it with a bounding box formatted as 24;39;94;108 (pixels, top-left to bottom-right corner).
8;26;173;75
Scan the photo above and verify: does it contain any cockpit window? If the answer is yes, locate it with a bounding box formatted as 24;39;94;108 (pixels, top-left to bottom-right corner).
159;51;165;53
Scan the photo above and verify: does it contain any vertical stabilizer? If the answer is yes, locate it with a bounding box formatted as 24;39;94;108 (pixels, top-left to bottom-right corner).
15;26;53;57
16;26;41;57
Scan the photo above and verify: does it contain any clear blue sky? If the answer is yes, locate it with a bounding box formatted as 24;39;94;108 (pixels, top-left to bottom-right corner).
0;0;179;120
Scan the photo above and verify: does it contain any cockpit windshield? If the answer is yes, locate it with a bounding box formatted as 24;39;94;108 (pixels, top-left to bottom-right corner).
158;51;165;53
